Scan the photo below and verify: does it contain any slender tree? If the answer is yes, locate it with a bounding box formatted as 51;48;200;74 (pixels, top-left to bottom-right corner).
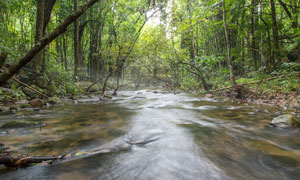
222;1;236;85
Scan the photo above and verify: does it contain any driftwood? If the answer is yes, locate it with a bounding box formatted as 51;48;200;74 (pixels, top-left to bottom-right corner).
206;72;300;94
12;77;49;98
0;155;61;167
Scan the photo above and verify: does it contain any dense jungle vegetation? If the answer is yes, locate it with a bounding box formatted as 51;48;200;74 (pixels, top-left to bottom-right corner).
0;0;300;101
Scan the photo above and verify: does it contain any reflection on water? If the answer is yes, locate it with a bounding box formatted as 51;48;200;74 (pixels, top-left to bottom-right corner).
0;90;299;180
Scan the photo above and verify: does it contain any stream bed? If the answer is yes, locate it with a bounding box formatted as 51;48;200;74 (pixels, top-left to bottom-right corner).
0;90;300;180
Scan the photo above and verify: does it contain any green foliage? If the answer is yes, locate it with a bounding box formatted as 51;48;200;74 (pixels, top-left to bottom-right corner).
45;60;80;95
1;0;299;96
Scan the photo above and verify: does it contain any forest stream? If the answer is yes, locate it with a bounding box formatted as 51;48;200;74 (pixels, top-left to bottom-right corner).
0;90;300;180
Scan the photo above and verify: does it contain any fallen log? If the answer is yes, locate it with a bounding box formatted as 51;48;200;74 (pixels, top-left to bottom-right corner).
0;155;61;167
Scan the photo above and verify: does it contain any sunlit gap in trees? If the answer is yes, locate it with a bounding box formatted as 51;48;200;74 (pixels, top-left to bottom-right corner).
146;0;172;38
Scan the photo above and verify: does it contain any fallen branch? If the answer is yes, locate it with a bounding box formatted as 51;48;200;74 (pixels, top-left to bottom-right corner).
206;72;300;94
12;77;49;98
0;154;61;167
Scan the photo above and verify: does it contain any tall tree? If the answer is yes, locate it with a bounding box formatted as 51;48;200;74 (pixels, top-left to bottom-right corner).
222;1;236;85
74;0;80;78
31;0;45;71
270;0;280;65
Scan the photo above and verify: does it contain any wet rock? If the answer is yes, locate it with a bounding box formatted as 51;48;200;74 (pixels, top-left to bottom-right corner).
34;108;40;112
1;120;40;128
88;83;102;93
20;104;31;109
0;106;9;113
47;96;60;105
9;106;18;111
205;93;214;98
275;111;281;115
68;96;78;100
270;114;300;128
29;98;44;108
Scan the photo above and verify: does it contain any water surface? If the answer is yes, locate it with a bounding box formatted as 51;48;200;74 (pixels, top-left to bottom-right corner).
0;90;299;180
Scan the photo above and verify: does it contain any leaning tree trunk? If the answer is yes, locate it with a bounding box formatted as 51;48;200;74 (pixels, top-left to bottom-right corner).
0;0;101;86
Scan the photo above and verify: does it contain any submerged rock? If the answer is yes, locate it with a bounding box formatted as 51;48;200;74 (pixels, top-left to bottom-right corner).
1;120;42;129
270;114;300;128
29;98;44;108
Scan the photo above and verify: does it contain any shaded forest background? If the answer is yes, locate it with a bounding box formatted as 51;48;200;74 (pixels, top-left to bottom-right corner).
0;0;299;98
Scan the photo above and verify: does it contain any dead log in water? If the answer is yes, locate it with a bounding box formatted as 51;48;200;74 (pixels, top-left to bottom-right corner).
0;155;61;167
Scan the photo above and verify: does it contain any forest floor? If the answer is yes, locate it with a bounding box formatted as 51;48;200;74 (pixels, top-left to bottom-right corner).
214;86;300;114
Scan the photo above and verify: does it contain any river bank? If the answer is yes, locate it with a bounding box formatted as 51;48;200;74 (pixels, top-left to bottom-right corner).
1;80;299;117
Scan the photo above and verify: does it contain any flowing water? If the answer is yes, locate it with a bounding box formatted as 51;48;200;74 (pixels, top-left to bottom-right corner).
0;90;300;180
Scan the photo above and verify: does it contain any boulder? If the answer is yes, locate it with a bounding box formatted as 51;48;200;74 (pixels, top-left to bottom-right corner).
270;114;300;128
88;83;102;93
35;76;48;89
29;98;44;108
46;96;60;105
205;93;214;98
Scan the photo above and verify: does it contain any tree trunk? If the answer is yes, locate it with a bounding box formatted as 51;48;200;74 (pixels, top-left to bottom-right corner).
40;0;57;72
0;0;101;86
250;0;258;70
31;0;45;71
74;0;80;78
222;1;236;85
270;0;280;64
277;0;299;29
260;17;273;70
63;35;68;70
99;23;104;79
